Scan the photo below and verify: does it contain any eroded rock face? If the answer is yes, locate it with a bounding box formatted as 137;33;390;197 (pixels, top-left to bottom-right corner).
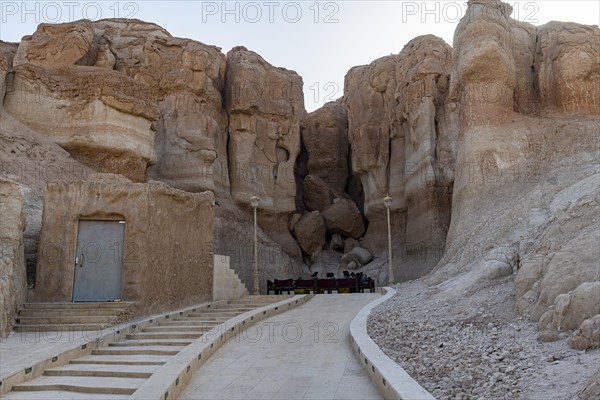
303;102;349;192
13;20;95;68
225;46;305;213
0;178;26;337
569;315;600;350
4;64;159;182
535;22;600;115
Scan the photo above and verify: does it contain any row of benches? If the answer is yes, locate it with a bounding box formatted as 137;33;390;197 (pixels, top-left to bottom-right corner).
267;277;375;294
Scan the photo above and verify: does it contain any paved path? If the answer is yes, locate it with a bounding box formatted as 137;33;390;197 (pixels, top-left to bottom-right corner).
180;294;383;400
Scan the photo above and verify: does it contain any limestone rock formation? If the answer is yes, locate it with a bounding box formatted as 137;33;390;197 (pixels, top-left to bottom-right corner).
294;211;326;258
4;64;159;182
535;22;600;115
0;178;26;337
303;102;349;192
225;46;305;213
13;20;96;68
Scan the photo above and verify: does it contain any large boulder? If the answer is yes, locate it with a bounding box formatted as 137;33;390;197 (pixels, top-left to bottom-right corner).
321;199;365;239
302;175;334;212
341;247;373;267
293;211;326;258
303;102;349;192
569;315;600;350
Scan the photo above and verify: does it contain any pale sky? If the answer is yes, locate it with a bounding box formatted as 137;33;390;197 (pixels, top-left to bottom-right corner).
1;1;598;111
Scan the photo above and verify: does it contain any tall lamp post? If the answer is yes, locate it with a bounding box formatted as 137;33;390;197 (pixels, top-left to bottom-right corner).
383;195;394;284
250;196;260;295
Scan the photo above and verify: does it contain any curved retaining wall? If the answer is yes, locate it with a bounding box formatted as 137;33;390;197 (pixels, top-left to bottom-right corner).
349;287;435;400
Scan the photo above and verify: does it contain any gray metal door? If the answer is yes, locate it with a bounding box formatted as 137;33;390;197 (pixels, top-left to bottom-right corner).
73;220;125;302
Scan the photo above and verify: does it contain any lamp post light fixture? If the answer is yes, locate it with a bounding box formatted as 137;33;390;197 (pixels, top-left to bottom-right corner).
250;195;260;295
383;195;394;284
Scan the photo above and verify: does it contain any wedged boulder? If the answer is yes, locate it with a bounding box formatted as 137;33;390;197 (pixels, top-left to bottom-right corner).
321;199;365;239
303;102;349;192
568;314;600;350
294;211;326;258
302;175;334;212
13;20;95;68
225;46;305;213
341;247;373;267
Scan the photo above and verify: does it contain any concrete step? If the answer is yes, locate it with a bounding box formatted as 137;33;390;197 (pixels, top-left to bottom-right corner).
188;310;243;315
142;325;213;332
19;309;119;317
11;375;145;395
172;315;228;321
110;339;193;347
92;346;183;356
1;390;131;399
44;363;158;378
16;316;116;325
128;332;203;340
158;320;221;327
22;302;132;309
71;355;170;365
14;323;113;332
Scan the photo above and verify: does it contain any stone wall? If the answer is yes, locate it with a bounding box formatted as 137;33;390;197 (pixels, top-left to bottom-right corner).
31;181;215;315
0;178;27;337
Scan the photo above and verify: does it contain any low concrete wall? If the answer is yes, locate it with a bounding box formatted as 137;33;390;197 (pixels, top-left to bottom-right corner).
349;287;434;400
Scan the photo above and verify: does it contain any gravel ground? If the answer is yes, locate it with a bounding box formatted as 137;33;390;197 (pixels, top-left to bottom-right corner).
368;278;600;400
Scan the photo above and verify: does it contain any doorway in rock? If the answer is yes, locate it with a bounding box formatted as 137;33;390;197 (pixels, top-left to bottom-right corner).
72;220;125;302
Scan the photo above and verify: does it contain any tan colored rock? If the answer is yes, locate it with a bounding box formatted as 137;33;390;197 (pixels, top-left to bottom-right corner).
304;102;349;192
3;64;159;182
450;0;516;127
321;199;365;239
13;20;95;68
0;178;26;337
32;181;215;316
294;211;326;258
549;282;600;332
0;42;18;104
535;22;600;115
568;314;600;350
225;46;305;213
302;175;334;212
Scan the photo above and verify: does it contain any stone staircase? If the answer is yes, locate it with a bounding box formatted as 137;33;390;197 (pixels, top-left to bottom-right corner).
4;297;284;399
14;302;134;332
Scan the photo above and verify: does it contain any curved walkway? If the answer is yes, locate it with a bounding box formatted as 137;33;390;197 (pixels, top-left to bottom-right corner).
180;294;383;400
